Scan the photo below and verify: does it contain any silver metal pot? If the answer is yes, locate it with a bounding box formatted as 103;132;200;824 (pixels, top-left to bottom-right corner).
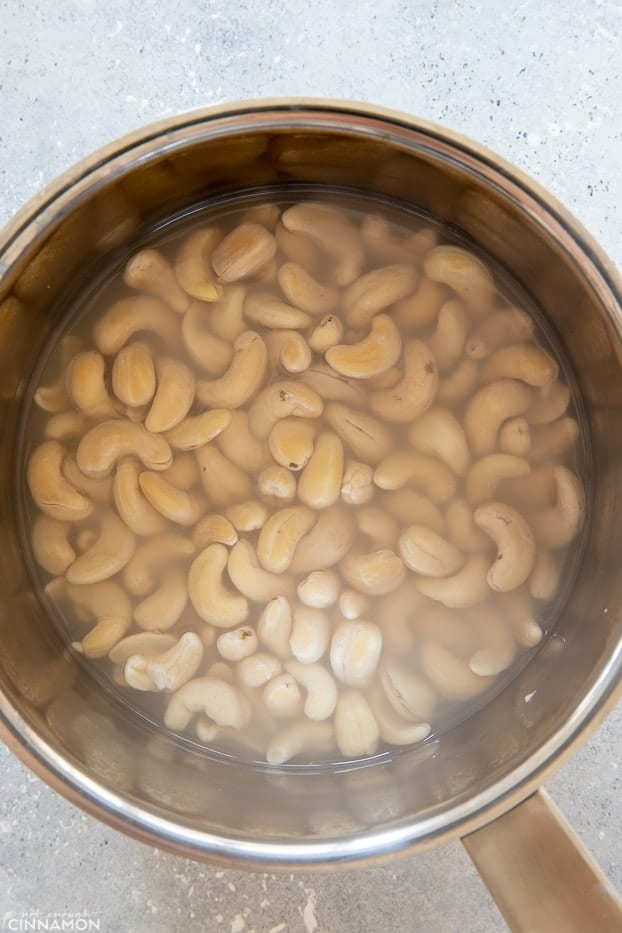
0;101;620;931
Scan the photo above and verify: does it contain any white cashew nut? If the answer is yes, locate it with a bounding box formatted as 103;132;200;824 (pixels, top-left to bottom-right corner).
211;222;276;283
28;441;93;521
465;305;534;358
112;342;156;408
181;301;233;376
247;380;323;439
228;539;295;602
415;555;490;608
464;379;533;457
278;261;338;314
113;457;168;536
326;314;402;380
373;451;457;504
289;604;330;664
77;420;172;477
424;245;496;314
291;505;355;573
31;514;76;575
482;343;558;387
216;625;258;662
188;544;249;627
125;631;203;692
174;227;224;301
297;431;344;509
65;510;135;584
93;296;180;355
342;263;418;328
66;351;117;417
285;660;338;721
297;570;340;608
334;690;379;759
195;444;252;506
257;596;292;659
408;406;470;476
330;621;383;687
324;402;393;464
281;202;364;286
196;330;268;409
465;454;531;505
218;409;269;473
398;524;464;577
473;501;536;591
257;506;317;573
379;660;437;720
133;567;189;631
370;339;439;423
164;677;251;731
528;465;585;549
340;548;405;596
138;471;204;526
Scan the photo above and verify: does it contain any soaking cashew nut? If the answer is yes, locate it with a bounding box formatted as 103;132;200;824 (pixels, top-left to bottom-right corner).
473;501;536;592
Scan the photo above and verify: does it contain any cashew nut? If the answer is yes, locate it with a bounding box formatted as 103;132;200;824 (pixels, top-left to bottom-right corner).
298;432;344;510
266;720;335;764
421;640;494;700
138;472;204;526
133;567;189;630
330;621;383;687
503;588;543;647
65;510;135;584
66;350;117;417
426;299;468;371
180;301;233;376
334;690;379;759
44;412;90;441
211;222;276;283
268;418;316;471
124;248;190;313
341;265;418;330
498;417;531;457
218;409;269;472
528;465;585;549
528;417;580;465
467;605;516;676
379;660;437;720
108;632;177;665
341;460;375;506
325;314;402;380
275;221;319;270
113;457;168;536
341;548;405;596
164;677;250;731
300;363;367;407
410;603;475;656
112;341;156;408
308;314;344;353
474;501;536;591
196;330;267;409
289;604;330;663
525;381;570;425
249;380;323;439
77;420;172;477
464;379;533;457
173;227;224;301
324;402;393;464
195;445;252;506
281;202;364;286
482;343;559;388
370;338;439;423
144;357;195;434
237;652;281;688
392;276;448;333
466;454;531;505
93;296;179;355
415;555;490;608
228;539;295;602
445;499;490;554
125;631;203;691
257;464;297;505
257;596;292;659
28;440;93;521
297;570;340;608
257;506;317;573
241;202;280;229
408;406;470;476
158;454;200;492
499;463;557;510
62;455;114;505
65;580;132;657
31;514;76;575
265;329;312;374
278;261;338;315
225;499;269;532
290;505;355;573
356;507;399;549
192;513;238;548
263;673;303;719
424;245;496;314
216;625;258;662
382;489;446;536
529;548;561;600
244;291;312;329
437;357;480;406
465;306;534;358
188;544;249;627
368;685;431;746
338;589;370;620
165;409;231;452
360;213;429;264
373;451;457;503
123;532;194;595
398;524;464;577
285;660;338;721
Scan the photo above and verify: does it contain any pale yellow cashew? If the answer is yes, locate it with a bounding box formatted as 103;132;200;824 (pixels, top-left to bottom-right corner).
65;580;132;658
398;525;464;577
44;412;90;441
421;640;494;700
465;305;534;359
123;532;194;595
27;440;92;521
224;499;269;532
342;263;419;328
341;460;374;506
368;686;431;747
216;625;257;662
66;350;117;417
324;401;393;464
445;499;490;555
65;511;135;584
134;567;189;631
206;285;247;344
266;720;335;764
237;652;282;688
373;451;457;503
424;245;496;314
529;548;560;600
482;343;559;387
173;227;224;301
297;432;344;509
278;261;338;314
244;291;312;329
188;544;249;627
437;357;480;406
160;453;200;490
93;296;180;355
125;631;203;691
112;342;156;408
474;501;536;591
108;632;177;665
500;463;557;510
498;417;531;456
281;202;364;286
180;301;233;376
248;380;323;439
300;363;368;407
263;674;303;720
123;247;190;313
425;299;468;371
465;453;531;505
297;570;340;608
138;472;204;526
334;690;379;759
31;514;76;575
382;489;446;536
370;339;439;423
240;202;280;229
164;677;251;731
464;379;533;457
77;419;172;477
525;381;570;425
211;222;276;283
218;410;269;472
275;221;319;270
379;660;437;720
528;465;585;549
415;555;490;608
467;604;516;676
290;505;356;573
341;548;405;596
265;329;312;374
356;506;399;550
113;458;168;536
62;455;114;505
195;445;252;506
408;406;470;476
165;409;231;451
228;539;295;602
257;464;297;505
192;513;238;549
330;620;383;687
257;596;292;659
145;357;195;434
196;330;268;409
392;276;448;333
257;506;317;573
289;604;330;664
308;314;344;353
268;418;316;472
285;660;338;721
34;375;70;412
325;313;402;380
528;417;580;465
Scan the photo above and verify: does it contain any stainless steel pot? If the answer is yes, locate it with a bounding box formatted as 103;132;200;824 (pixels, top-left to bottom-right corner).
0;100;620;932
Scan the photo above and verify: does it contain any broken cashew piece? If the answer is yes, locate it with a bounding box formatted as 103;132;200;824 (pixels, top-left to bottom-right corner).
28;441;93;521
77;420;172;477
408;406;470;476
498;417;531;457
528;465;585;549
338;589;370;620
65;511;135;584
196;330;267;409
125;632;203;692
325;313;402;380
265;329;312;374
341;460;375;505
297;570;340;608
225;499;268;533
370;339;439;423
124;248;190;313
188;544;249;627
216;626;258;662
308;314;344;353
263;673;303;719
237;652;281;688
257;464;297;505
474;501;536;592
257;596;292;659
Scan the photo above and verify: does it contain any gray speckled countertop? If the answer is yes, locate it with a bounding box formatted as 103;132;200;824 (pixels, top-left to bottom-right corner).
1;2;620;931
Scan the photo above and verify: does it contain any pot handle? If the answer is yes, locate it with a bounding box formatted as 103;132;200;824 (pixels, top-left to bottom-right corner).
462;788;622;932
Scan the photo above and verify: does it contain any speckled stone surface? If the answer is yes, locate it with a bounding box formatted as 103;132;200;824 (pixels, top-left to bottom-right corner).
0;2;621;931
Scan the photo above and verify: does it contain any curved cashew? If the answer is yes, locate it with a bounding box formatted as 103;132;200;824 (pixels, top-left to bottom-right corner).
300;363;368;407
382;489;446;536
228;539;295;602
356;507;399;549
65;580;131;657
297;570;340;608
244;291;312;329
482;343;559;387
411;603;475;656
398;524;464;577
529;548;560;600
216;625;258;662
257;596;292;659
343;263;419;328
263;673;303;719
445;499;490;554
334;690;379;759
368;686;431;746
503;588;543;647
77;419;172;477
289;604;330;663
113;457;168;536
123;532;194;595
324;401;392;464
111;341;156;408
528;465;585;549
370;338;439;423
281;202;364;286
218;410;269;472
379;660;437;720
248;380;323;439
145;357;195;434
165;409;231;451
164;677;250;731
28;440;92;521
62;455;114;505
474;501;536;591
125;631;203;691
528;417;580;465
466;454;531;505
278;261;338;315
31;514;76;575
291;505;355;573
225;499;269;532
341;460;374;506
415;555;490;608
408;406;470;476
208;285;247;343
65;511;135;584
330;620;383;687
369;364;402;390
467;605;516;676
465;306;534;358
500;463;557;510
211;222;276;283
180;301;233;376
275;221;319;269
173;227;224;301
424;245;496;314
195;331;267;411
265;329;312;374
498;417;531;457
298;432;344;510
360;213;435;264
75;528;98;552
338;589;370;621
285;660;338;721
138;472;204;526
195;445;252;506
192;513;238;548
66;350;117;417
425;299;468;371
437;357;480;405
124;248;190;313
325;314;401;380
241;202;280;229
308;314;344;353
373;451;457;503
464;379;533;457
108;632;177;664
44;412;90;441
526;381;570;425
237;652;281;688
266;720;335;765
392;276;448;333
257;464;297;505
93;296;180;355
421;640;494;700
257;506;317;573
188;544;249;626
133;567;189;630
341;548;405;596
34;377;70;413
268;418;316;471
